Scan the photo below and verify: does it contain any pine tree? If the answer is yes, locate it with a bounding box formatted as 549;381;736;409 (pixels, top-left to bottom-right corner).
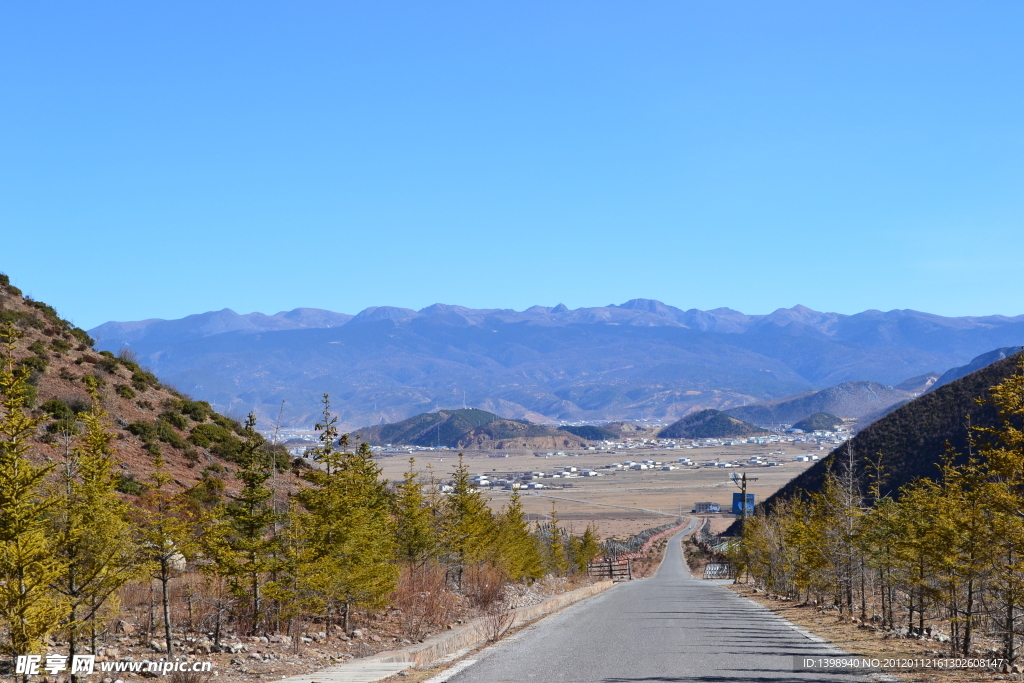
492;492;543;582
440;454;494;588
571;524;602;574
50;378;142;665
0;325;67;657
205;413;279;634
394;459;435;565
543;505;568;576
294;396;397;632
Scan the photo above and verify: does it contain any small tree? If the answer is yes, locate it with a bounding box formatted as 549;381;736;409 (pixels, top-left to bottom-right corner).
440;455;494;588
205;414;279;634
294;396;397;632
51;378;143;665
137;459;195;655
0;325;67;658
492;492;543;582
394;458;435;566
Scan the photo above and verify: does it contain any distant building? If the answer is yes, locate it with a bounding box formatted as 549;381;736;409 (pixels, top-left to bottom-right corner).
693;501;721;513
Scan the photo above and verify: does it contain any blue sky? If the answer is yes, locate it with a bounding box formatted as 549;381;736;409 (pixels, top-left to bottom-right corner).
2;1;1022;329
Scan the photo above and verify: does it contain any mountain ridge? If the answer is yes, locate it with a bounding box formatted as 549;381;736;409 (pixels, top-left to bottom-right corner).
89;300;1024;429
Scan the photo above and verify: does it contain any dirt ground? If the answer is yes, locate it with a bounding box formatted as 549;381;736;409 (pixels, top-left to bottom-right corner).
728;584;1017;683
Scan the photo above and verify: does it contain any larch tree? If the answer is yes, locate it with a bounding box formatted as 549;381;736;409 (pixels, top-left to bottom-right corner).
394;458;436;566
137;457;195;656
294;396;397;632
205;413;279;634
50;378;142;666
440;454;494;588
0;324;67;657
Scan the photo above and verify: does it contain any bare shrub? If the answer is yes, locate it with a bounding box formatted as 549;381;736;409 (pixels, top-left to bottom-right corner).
391;563;459;639
479;601;516;642
462;563;505;609
169;669;212;683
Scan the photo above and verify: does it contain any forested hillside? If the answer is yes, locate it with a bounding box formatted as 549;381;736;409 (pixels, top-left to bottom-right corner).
0;272;606;669
748;348;1024;517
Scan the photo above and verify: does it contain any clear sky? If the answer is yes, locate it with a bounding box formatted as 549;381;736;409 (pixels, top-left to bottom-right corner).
2;1;1023;329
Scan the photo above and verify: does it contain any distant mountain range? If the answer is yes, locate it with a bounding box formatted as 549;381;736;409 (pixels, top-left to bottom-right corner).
89;300;1024;429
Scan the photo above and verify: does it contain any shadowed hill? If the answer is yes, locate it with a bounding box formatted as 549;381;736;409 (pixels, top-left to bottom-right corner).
792;412;843;432
728;350;1024;534
557;425;620;441
657;409;766;439
355;408;588;450
726;381;912;427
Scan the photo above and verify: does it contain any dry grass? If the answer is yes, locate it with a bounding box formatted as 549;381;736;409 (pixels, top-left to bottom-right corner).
390;564;461;640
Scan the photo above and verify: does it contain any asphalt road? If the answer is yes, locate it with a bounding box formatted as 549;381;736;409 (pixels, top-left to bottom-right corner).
446;525;872;683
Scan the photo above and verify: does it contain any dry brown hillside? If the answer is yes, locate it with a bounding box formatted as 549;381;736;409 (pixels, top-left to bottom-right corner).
0;273;301;498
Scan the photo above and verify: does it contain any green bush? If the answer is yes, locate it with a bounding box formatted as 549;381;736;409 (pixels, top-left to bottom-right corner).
127;421;159;441
131;370;159;391
212;413;243;434
136;399;155;410
49;338;72;353
159;410;189;430
28;340;47;356
183;446;201;468
115;384;136;399
81;373;104;388
23;384;37;408
156;421;186;449
98;357;119;374
144;442;161;456
69;328;94;346
114;472;146;496
19;356;47;373
40;398;74;420
0;273;8;286
179;400;212;422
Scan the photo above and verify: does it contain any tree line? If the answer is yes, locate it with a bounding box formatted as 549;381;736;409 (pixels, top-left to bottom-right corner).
737;359;1024;662
0;325;603;663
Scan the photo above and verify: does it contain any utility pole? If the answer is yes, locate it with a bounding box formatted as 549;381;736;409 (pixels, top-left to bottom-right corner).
731;472;758;530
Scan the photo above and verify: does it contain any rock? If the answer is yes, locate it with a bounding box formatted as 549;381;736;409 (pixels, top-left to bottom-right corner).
258;636;269;644
268;635;283;643
350;629;363;638
369;635;381;643
105;648;120;659
247;653;261;661
115;621;136;636
148;641;165;653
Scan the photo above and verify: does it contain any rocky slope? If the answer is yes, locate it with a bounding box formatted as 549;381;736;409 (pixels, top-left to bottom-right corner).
0;273;293;496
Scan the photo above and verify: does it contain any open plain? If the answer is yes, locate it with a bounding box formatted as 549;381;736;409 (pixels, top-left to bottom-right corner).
375;442;826;540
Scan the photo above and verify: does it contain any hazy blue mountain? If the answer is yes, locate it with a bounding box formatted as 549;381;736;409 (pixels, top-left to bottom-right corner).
928;346;1024;392
90;301;1024;429
725;381;914;427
